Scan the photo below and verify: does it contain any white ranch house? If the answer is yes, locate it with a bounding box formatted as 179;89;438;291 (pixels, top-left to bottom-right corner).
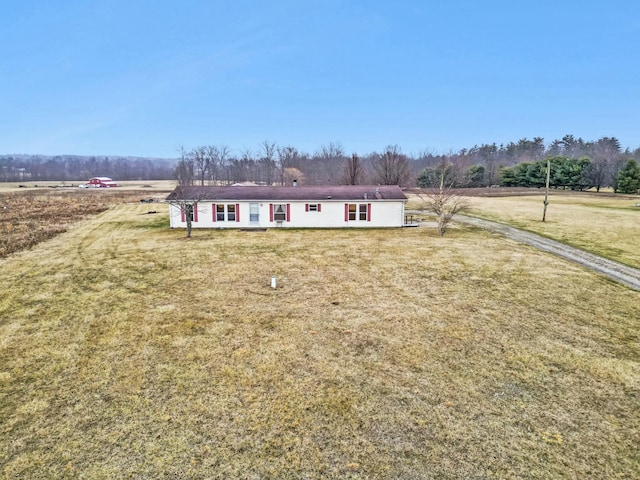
166;185;408;229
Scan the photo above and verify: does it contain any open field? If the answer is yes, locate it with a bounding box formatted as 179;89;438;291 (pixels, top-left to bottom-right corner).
0;187;172;258
0;180;177;192
1;203;639;478
408;190;640;269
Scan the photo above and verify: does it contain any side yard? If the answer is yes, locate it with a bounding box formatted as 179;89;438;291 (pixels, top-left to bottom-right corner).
408;191;640;269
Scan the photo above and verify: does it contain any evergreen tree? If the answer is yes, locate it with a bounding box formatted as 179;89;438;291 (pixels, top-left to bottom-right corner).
416;167;438;188
498;165;517;186
464;165;486;187
616;159;640;194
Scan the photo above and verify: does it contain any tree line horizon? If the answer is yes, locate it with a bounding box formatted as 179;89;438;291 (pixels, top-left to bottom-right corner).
2;135;640;193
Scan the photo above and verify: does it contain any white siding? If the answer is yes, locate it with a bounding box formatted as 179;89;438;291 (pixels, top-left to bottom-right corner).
169;200;405;229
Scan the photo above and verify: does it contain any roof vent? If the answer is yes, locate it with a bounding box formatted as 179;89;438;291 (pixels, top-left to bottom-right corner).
327;195;332;199
364;193;368;199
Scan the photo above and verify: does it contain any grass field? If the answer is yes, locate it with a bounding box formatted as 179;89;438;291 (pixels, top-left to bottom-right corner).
1;199;639;478
460;192;640;269
407;190;640;268
0;188;171;258
0;180;177;192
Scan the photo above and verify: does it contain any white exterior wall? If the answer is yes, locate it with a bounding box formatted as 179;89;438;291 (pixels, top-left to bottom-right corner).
169;200;406;229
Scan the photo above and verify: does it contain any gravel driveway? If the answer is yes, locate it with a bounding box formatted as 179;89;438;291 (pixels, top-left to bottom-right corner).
452;215;640;291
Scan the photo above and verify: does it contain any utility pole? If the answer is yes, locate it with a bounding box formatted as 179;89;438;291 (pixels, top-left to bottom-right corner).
542;156;551;222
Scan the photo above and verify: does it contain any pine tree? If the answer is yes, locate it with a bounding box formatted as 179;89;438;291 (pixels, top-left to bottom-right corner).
616;159;640;194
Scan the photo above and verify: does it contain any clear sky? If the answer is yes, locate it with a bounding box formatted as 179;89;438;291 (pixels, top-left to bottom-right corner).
1;0;638;158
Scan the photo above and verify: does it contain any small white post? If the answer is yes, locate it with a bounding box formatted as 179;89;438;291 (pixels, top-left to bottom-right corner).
542;155;551;222
271;275;277;289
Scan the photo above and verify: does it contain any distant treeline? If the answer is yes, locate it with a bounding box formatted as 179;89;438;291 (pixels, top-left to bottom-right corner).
3;135;640;192
175;136;640;193
0;155;176;182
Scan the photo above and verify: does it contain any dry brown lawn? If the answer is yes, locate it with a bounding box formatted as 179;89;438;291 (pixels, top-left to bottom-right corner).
409;191;640;269
1;202;639;478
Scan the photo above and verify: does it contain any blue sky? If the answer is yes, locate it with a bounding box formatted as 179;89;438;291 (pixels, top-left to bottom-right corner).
1;0;638;158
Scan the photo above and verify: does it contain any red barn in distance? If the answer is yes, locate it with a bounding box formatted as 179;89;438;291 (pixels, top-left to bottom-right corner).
82;177;118;188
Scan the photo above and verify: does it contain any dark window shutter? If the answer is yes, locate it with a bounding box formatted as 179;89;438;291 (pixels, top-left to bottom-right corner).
269;204;274;222
286;203;291;222
194;203;198;222
305;203;309;212
181;205;185;222
367;203;371;222
344;203;349;222
236;203;240;222
318;203;321;212
212;203;216;222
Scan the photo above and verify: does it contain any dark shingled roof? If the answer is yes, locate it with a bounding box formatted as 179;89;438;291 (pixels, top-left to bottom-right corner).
166;185;407;202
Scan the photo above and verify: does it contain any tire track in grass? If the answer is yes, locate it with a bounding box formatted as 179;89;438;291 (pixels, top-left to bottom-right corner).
454;215;640;291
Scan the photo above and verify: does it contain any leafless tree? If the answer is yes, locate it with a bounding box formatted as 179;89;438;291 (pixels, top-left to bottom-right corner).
174;146;195;186
260;141;277;185
343;153;364;185
219;145;231;184
238;148;260;183
302;142;345;184
192;146;209;186
166;186;205;239
373;145;410;185
170;148;201;237
586;137;621;192
277;145;302;185
200;145;229;185
319;142;344;160
415;165;469;236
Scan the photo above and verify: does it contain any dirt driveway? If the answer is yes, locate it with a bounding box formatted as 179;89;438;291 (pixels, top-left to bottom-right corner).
452;215;640;291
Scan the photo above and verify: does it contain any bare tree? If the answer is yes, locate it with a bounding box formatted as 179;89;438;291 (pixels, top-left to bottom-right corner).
239;148;260;183
169;148;200;238
219;145;231;184
373;145;410;185
167;186;205;239
343;153;364;185
585;137;621;191
205;144;230;185
174;147;195;186
260;141;277;185
306;142;346;184
277;145;302;185
192;146;209;186
319;142;344;160
415;164;469;236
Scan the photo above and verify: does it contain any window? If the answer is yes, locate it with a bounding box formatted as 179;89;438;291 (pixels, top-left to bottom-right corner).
215;203;239;222
348;203;357;221
273;204;287;221
180;203;198;222
346;203;370;221
227;204;236;221
216;204;225;221
307;203;320;212
359;204;367;221
250;203;259;222
185;204;194;222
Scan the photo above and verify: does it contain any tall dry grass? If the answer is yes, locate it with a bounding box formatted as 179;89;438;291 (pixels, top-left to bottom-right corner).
0;189;166;258
1;203;639;478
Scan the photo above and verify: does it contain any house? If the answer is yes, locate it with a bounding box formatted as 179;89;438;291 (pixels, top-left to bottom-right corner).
166;185;408;229
85;177;118;187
